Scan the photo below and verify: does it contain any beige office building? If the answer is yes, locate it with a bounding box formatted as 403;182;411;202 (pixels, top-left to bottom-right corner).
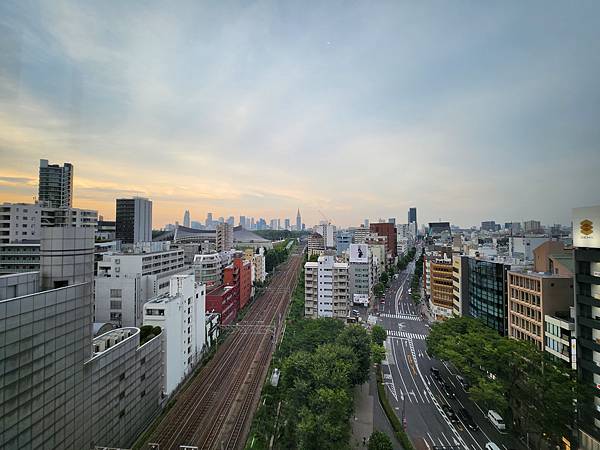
507;270;573;350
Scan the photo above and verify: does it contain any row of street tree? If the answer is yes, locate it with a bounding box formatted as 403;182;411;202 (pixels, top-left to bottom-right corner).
426;316;591;449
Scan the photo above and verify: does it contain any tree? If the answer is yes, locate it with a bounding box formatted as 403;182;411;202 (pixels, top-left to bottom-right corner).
371;325;387;346
368;430;393;450
336;325;371;385
374;283;385;299
371;343;386;366
379;272;389;286
426;316;588;447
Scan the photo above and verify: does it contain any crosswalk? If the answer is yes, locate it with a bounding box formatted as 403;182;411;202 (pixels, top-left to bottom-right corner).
387;330;428;340
381;313;420;321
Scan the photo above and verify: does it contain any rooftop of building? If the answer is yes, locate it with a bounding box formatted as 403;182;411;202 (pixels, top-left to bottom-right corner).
508;268;572;279
92;327;139;355
548;253;575;273
233;226;270;243
207;284;234;297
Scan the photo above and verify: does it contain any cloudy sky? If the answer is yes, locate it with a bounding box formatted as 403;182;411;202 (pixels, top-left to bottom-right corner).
1;1;599;228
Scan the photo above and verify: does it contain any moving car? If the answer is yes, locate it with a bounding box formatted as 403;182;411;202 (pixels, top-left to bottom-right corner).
485;443;501;450
458;407;479;431
441;404;459;423
456;375;470;390
441;380;455;398
487;410;506;431
430;367;442;381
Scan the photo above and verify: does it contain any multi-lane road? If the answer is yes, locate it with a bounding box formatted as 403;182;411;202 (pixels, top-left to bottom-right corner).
377;258;521;450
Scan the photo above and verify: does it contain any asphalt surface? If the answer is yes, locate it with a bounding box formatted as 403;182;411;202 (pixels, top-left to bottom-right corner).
375;255;522;450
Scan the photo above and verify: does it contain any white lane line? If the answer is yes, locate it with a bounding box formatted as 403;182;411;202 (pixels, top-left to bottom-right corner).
399;337;425;403
442;434;453;447
390;337;412;404
426;432;436;449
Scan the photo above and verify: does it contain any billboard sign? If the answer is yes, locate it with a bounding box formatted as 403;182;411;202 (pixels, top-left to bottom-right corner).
349;244;369;263
573;206;600;249
353;293;369;306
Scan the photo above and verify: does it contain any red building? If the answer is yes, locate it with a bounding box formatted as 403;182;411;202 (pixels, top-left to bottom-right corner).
224;257;252;310
370;222;397;258
206;284;238;326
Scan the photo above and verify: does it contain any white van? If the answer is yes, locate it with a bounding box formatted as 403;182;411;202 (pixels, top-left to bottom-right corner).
487;410;506;431
485;443;501;450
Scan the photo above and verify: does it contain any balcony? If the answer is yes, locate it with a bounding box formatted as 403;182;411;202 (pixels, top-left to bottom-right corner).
577;274;600;285
579;336;600;353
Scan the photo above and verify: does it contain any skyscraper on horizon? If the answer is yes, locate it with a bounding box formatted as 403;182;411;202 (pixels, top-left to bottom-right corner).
296;209;302;231
38;159;73;208
408;207;417;236
206;212;213;228
183;210;190;228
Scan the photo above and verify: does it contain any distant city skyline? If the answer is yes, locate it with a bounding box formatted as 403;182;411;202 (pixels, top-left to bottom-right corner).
1;2;599;227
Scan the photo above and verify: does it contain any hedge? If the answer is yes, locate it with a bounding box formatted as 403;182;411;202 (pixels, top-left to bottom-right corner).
375;368;415;450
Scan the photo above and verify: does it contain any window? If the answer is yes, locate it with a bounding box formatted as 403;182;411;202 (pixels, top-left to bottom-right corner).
110;301;122;310
110;289;122;298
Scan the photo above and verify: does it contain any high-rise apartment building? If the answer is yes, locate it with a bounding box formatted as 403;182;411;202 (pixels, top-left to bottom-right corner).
572;206;600;449
315;223;336;248
304;254;349;319
336;230;353;256
183;210;190;227
308;233;325;257
216;222;233;252
38;159;73;208
116;197;152;244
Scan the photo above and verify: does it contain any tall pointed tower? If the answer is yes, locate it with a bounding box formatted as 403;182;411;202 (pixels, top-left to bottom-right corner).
296;209;302;231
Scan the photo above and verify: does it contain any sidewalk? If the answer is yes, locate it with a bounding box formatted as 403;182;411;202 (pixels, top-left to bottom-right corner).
351;378;373;449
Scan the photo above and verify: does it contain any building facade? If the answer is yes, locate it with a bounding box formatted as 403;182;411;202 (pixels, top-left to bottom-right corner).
304;255;349;319
466;257;513;335
507;270;573;350
573;206;600;449
427;257;454;320
95;243;186;327
348;243;373;307
38;159;73;208
0;227;162;449
116;197;152;244
370;222;397;258
143;274;206;395
216;222;233;252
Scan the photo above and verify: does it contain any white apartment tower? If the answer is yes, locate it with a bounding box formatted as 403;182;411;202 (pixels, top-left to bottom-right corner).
143;274;206;395
304;254;349;319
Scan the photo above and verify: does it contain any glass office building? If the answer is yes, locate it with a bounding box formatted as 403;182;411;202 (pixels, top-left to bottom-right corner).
467;258;512;335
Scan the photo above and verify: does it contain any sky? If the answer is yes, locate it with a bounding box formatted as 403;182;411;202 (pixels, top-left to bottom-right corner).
0;1;599;229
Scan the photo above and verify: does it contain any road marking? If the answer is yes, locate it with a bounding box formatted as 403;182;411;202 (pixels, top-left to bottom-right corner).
382;312;421;320
399;337;425;402
426;433;436;449
390;338;412;404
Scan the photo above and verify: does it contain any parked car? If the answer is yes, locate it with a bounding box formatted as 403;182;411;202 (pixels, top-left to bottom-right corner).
430;367;442;381
352;309;359;316
441;381;455;398
487;410;506;431
458;408;479;431
441;404;459;423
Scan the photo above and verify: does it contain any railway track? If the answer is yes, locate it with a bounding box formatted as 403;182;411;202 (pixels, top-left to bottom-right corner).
142;248;304;450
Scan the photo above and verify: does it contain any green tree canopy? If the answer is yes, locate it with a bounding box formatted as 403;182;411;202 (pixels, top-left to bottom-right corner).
426;316;590;448
336;325;371;385
379;272;389;285
368;430;393;450
371;325;387;346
